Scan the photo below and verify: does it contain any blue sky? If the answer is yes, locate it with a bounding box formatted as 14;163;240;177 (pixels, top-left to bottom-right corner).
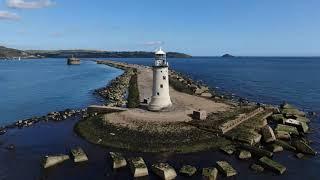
0;0;320;56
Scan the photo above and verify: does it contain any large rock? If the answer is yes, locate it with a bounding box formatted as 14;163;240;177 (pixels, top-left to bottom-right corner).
202;167;218;180
270;114;285;123
259;156;286;174
238;150;252;159
151;163;177;180
275;124;299;136
293;140;317;155
282;108;305;117
284;119;309;133
109;152;127;169
269;144;283;153
220;145;236;155
179;165;197;177
216;161;237;177
70;147;88;163
275;130;291;140
261;125;276;143
129;157;148;178
42;154;69;168
250;163;264;173
240;144;273;157
275;139;296;151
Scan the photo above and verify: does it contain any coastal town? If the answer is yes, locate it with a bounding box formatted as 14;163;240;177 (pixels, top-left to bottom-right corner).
0;49;317;180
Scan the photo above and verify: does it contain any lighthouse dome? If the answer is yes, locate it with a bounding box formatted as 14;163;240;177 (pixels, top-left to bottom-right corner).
155;48;166;55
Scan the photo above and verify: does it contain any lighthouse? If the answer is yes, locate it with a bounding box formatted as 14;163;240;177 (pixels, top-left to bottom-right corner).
148;48;172;111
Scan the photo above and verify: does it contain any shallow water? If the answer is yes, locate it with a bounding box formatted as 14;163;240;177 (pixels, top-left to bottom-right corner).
0;59;123;125
0;57;319;179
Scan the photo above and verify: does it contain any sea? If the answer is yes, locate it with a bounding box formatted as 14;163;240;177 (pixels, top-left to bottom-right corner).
0;57;319;180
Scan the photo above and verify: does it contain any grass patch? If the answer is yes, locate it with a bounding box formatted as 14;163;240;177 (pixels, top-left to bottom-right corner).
127;72;140;108
74;115;232;153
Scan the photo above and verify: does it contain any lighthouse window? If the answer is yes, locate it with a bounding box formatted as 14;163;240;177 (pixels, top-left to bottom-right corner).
163;76;166;80
157;92;160;96
160;84;163;88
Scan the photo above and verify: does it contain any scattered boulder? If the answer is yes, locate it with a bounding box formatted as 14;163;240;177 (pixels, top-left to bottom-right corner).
6;144;15;151
259;156;286;174
200;92;213;98
295;116;310;123
250;163;264;173
0;128;7;135
70;147;88;163
275;124;299;136
42;154;69;168
151;163;177;180
275;131;291;140
284;119;309;133
220;145;236;155
295;153;304;159
239;144;273;157
293;140;317;155
216;161;237;177
238;150;251;160
261;125;276;143
202;167;218;180
270;114;285;123
109;152;127;169
179;165;197;177
129;157;148;178
275;139;296;151
269;144;283;153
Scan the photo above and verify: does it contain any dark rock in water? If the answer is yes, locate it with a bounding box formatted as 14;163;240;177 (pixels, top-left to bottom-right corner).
202;167;218;180
259;156;286;174
295;153;305;159
293;140;317;155
0;128;7;135
238;150;251;159
180;165;197;177
221;54;235;58
216;161;237;177
250;163;264;173
275;139;296;151
6;144;15;150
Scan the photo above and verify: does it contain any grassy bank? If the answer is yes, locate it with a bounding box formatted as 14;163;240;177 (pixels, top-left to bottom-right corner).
74;115;232;153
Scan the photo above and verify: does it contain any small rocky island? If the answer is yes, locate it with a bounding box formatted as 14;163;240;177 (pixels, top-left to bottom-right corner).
72;50;316;178
221;53;235;58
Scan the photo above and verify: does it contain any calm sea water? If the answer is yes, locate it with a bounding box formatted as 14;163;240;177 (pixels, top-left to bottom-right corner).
110;57;320;113
0;57;319;179
0;59;123;125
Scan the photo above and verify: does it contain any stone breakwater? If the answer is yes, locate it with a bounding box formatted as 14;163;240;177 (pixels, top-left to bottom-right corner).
0;108;94;136
96;60;136;107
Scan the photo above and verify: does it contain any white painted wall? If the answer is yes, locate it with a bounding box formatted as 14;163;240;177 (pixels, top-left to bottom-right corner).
148;66;172;111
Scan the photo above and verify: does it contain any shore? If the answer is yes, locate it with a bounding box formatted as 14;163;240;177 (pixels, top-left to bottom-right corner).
0;59;318;179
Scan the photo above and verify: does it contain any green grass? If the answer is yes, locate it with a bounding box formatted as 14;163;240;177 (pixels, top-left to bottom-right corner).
127;73;140;108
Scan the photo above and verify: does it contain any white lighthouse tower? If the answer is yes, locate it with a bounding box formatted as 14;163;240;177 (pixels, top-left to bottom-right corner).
148;48;172;111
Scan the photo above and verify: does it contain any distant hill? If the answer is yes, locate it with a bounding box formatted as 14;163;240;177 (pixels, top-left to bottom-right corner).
0;46;30;58
0;46;191;59
26;50;192;58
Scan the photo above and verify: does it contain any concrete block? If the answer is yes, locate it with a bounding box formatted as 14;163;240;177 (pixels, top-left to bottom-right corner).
151;163;177;180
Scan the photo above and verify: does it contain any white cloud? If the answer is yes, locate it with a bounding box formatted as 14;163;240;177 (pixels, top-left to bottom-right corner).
0;10;20;20
142;41;164;46
6;0;55;9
